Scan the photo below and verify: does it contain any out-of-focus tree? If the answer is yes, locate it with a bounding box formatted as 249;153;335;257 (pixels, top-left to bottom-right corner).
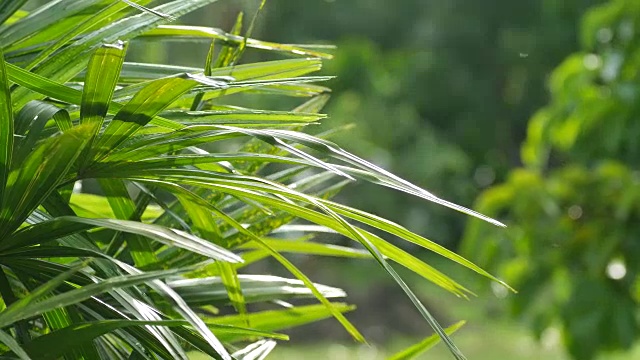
260;0;602;246
462;1;640;358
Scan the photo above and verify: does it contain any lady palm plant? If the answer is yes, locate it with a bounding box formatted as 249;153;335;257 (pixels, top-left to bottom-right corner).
0;1;508;359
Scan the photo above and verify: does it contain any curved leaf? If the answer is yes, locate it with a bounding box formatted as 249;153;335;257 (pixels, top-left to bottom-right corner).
0;329;31;360
388;321;466;360
3;216;242;263
142;25;333;59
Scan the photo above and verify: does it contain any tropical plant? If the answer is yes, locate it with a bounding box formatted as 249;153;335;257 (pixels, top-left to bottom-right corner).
462;0;640;359
0;1;507;359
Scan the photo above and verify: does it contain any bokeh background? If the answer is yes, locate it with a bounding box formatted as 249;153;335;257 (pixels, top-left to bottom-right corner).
111;0;640;358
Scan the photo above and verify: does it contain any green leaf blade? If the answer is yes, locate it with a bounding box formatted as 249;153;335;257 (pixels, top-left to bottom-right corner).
21;320;187;360
0;49;13;215
81;41;127;129
388;321;466;360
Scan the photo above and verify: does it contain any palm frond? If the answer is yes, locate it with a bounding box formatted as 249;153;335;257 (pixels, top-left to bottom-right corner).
0;1;509;359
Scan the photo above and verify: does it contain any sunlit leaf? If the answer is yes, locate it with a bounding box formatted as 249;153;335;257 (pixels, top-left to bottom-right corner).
388;321;466;360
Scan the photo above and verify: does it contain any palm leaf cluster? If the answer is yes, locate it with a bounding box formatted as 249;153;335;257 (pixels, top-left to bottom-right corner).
0;1;506;359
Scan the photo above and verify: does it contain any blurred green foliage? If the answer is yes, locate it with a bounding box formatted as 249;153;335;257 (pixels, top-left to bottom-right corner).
261;0;602;245
463;0;640;358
